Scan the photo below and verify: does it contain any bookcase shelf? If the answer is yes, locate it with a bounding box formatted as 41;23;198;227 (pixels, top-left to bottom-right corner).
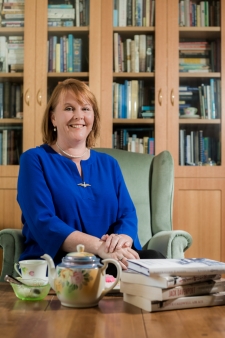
179;119;220;125
113;118;154;124
48;27;89;33
179;73;220;78
48;72;89;78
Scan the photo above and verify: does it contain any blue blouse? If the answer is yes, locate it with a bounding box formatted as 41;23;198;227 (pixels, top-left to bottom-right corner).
17;145;142;264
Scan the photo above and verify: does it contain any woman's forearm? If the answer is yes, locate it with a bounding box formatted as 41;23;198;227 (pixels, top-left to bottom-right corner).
61;230;103;255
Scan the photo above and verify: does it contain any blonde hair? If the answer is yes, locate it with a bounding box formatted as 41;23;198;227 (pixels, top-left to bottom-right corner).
41;78;100;148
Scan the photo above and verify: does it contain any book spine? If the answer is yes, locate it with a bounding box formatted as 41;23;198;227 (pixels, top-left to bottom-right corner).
139;34;146;72
68;34;74;72
124;292;225;312
73;38;82;72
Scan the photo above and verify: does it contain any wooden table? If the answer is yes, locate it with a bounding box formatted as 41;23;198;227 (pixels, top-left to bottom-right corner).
1;283;225;338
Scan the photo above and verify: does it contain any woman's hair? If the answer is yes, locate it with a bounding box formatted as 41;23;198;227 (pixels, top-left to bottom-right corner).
42;78;100;148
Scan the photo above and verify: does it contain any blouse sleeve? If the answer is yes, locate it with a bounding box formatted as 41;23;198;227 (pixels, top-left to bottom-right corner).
17;150;75;258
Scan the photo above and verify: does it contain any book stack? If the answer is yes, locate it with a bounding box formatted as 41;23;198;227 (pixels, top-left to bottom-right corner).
122;258;225;312
179;40;212;73
1;1;25;27
7;35;24;73
47;0;89;27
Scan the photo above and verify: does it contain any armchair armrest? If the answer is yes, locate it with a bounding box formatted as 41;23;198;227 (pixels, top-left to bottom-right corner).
0;229;24;282
145;230;193;259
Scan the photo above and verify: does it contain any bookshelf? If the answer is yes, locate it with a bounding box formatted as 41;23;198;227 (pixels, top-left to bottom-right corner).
0;0;101;246
0;0;224;266
101;0;225;263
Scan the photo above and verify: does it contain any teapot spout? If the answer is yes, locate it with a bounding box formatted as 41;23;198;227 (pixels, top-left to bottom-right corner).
41;254;56;290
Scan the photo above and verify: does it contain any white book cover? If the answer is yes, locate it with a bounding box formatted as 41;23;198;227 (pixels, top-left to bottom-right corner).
124;291;225;312
145;0;150;27
121;270;221;288
134;35;139;73
118;0;127;27
121;278;225;301
139;34;146;72
127;258;225;277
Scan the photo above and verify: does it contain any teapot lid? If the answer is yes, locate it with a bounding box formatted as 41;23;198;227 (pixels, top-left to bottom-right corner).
62;244;101;268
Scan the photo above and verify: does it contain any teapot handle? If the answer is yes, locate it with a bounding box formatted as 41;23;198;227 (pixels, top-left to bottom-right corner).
100;259;121;296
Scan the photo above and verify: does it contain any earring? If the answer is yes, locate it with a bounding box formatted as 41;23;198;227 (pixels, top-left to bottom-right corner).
54;126;57;132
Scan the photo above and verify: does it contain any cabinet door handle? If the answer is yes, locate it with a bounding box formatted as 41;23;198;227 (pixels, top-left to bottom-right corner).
37;89;42;106
25;89;30;106
171;89;175;106
158;89;162;106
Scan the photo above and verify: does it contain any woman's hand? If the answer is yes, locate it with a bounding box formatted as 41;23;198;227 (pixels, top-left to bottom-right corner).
101;233;133;253
97;239;139;270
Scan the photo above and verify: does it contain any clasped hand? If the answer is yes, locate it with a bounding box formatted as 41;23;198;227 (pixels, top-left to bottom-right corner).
99;234;139;269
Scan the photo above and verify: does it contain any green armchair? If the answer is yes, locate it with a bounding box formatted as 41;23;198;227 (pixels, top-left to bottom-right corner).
0;149;192;282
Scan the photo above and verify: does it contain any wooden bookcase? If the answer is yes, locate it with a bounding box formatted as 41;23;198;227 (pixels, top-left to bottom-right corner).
101;0;225;262
0;0;224;266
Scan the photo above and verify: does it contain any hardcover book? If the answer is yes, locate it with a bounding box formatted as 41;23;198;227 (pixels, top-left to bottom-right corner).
123;291;225;312
120;278;225;301
127;258;225;277
121;270;221;288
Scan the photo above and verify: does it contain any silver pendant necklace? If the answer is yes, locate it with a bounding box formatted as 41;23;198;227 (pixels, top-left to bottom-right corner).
56;142;88;159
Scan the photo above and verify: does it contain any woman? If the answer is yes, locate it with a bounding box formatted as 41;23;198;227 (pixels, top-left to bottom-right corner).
17;79;163;275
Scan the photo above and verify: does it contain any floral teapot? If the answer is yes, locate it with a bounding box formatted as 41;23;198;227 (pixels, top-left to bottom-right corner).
41;244;121;308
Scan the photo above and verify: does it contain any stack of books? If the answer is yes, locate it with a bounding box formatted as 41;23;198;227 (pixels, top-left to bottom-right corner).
121;258;225;312
1;1;25;27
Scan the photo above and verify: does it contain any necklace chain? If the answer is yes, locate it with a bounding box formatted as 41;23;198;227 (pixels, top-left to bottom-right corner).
56;142;88;159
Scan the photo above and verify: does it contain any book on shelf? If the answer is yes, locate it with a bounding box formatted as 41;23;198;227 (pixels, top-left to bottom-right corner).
121;270;221;289
121;278;225;301
123;291;225;312
146;34;153;72
127;258;225;277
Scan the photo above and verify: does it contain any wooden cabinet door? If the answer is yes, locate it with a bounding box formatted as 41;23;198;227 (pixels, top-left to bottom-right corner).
174;178;225;262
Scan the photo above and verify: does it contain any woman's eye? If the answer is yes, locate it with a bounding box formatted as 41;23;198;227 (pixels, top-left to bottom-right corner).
83;107;90;111
65;106;73;111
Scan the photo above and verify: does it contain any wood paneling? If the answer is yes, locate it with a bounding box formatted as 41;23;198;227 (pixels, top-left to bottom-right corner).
174;178;225;261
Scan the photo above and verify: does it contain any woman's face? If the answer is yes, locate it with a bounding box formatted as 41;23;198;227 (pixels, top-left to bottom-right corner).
51;90;94;147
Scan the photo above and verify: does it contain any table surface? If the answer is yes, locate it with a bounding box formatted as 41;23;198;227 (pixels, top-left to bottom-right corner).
1;283;225;338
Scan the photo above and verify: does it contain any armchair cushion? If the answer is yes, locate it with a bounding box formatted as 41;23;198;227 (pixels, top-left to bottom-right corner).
0;229;24;281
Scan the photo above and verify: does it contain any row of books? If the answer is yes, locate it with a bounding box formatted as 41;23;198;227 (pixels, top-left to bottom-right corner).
114;33;154;73
0;127;22;165
179;0;220;27
113;129;155;155
0;35;24;73
122;258;225;312
179;80;221;119
179;39;221;73
113;80;154;119
114;0;155;27
48;35;82;73
198;80;221;119
47;0;90;27
0;82;23;119
179;129;220;166
0;1;24;27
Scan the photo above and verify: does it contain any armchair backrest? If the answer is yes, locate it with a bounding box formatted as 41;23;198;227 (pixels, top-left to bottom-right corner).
95;149;174;248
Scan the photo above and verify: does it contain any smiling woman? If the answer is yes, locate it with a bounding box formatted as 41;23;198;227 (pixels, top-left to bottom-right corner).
17;78;164;278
